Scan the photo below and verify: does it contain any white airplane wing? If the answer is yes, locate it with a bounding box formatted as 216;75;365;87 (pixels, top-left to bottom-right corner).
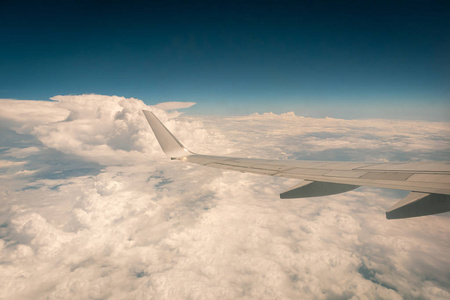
143;110;450;219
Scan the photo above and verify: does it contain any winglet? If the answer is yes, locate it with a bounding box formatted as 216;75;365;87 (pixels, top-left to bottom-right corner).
143;110;193;158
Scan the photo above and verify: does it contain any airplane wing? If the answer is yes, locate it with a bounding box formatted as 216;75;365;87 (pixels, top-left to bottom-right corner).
143;110;450;219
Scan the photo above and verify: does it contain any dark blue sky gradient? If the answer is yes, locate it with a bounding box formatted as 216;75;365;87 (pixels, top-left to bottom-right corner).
1;0;449;119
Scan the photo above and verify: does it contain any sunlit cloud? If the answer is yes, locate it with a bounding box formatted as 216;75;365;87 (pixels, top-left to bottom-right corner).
0;95;449;299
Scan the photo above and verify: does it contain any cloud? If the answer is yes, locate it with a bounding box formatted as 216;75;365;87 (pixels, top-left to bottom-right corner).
0;160;26;168
152;101;197;111
0;95;449;299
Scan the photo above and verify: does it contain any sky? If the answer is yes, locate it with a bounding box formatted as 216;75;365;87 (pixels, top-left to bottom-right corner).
1;0;449;120
1;95;450;299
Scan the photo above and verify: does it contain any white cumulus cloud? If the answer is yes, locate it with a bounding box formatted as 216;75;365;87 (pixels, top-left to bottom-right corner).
0;94;449;299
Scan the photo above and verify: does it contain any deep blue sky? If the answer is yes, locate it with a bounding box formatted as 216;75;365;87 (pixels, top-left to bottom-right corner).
1;0;449;120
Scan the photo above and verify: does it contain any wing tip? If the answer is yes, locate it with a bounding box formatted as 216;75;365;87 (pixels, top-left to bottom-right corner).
142;110;193;158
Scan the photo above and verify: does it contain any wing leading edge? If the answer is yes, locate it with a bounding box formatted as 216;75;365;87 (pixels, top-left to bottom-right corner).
143;110;450;219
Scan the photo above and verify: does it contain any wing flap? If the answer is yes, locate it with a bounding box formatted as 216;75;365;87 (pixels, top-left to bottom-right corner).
280;180;359;199
387;192;450;219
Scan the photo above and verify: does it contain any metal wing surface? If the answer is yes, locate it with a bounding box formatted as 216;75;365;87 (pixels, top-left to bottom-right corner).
143;110;450;219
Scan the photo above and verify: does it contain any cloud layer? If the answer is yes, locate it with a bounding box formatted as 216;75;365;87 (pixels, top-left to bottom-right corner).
1;95;449;299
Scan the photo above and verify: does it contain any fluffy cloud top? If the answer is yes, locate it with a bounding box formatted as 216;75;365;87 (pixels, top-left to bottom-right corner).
0;95;449;299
